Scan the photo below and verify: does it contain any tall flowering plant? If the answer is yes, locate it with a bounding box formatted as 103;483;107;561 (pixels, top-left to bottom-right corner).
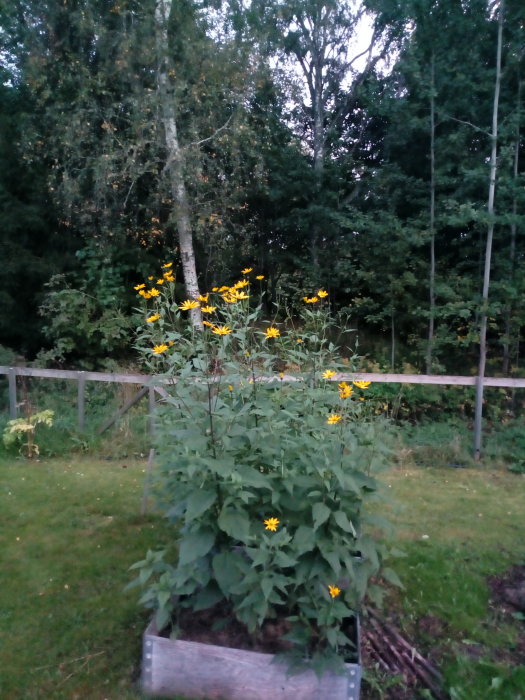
129;263;399;671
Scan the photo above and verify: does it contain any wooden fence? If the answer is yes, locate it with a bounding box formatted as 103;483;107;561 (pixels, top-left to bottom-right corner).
2;365;525;436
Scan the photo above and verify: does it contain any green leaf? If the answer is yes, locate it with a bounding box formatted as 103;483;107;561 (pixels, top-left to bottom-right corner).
320;548;341;575
312;502;331;530
236;466;274;490
157;589;171;609
185;489;217;523
178;529;216;566
218;507;250;542
155;606;171;632
293;525;315;552
191;583;224;611
212;551;244;595
274;551;298;568
333;510;357;536
261;576;273;600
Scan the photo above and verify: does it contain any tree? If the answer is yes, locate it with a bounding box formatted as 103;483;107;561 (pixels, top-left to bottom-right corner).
248;0;404;280
154;0;202;327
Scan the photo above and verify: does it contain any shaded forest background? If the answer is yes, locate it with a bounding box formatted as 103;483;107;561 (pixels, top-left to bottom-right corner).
0;0;523;375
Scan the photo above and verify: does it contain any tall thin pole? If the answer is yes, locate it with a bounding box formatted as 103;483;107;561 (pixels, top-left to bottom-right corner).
473;1;504;460
426;54;436;375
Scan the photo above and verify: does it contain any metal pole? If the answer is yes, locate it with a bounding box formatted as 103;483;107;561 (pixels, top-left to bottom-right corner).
148;387;156;437
77;372;86;431
8;368;18;418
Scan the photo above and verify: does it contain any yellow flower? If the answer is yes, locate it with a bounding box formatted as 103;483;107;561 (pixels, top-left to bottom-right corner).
139;290;152;299
146;313;161;323
326;414;343;424
202;320;214;327
264;517;280;532
328;584;341;598
232;289;250;300
162;262;173;268
134;283;146;290
317;289;328;298
156;278;165;285
264;327;280;338
296;338;304;343
148;276;154;280
232;279;249;289
198;293;209;302
339;381;353;399
164;274;175;282
148;288;160;297
201;305;217;313
152;344;168;354
222;293;237;304
212;287;219;292
179;299;200;310
322;369;336;379
228;385;233;392
212;325;233;335
218;285;230;292
256;275;265;280
241;267;253;274
353;380;372;389
303;296;319;304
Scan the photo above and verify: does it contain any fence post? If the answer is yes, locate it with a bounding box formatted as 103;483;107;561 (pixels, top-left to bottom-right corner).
148;386;156;437
77;372;86;431
8;367;18;418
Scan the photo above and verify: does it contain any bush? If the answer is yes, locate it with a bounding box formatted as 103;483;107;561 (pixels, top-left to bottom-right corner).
129;263;399;671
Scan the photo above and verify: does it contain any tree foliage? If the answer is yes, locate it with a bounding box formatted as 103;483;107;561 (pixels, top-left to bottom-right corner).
0;0;523;379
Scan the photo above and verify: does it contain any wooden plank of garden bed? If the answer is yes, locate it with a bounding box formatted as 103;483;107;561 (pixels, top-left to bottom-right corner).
143;619;360;700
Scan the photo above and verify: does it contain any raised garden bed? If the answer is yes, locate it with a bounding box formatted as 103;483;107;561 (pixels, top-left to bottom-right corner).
142;617;362;700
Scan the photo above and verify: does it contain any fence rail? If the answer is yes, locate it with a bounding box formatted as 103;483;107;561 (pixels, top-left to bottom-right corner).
2;365;524;434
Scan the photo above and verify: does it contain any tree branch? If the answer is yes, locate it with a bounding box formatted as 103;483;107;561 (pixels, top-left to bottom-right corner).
444;115;491;137
189;114;233;147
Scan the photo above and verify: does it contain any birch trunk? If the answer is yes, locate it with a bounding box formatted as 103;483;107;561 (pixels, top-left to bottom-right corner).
473;0;504;459
155;0;202;329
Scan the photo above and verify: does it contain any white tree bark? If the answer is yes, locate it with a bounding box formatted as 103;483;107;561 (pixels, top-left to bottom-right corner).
155;0;202;329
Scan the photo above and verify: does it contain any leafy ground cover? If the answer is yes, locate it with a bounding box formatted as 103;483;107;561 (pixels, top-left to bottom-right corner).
1;441;524;699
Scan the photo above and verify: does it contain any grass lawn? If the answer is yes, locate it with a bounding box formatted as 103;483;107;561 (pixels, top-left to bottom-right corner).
1;451;524;699
378;458;525;699
0;455;171;700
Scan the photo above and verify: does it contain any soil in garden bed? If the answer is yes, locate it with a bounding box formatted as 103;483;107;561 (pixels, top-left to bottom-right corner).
165;601;359;661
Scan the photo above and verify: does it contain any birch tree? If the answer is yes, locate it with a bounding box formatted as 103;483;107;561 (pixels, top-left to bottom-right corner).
155;0;202;328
